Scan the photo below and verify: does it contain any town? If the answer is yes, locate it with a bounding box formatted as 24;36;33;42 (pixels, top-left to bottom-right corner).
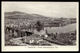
5;11;76;46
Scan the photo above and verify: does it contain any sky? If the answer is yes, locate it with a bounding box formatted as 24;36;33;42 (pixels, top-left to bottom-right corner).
2;2;79;18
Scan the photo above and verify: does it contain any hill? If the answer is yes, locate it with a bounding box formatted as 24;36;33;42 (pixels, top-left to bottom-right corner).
5;11;52;21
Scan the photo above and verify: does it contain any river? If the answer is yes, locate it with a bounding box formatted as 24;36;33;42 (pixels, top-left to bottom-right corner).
44;23;76;33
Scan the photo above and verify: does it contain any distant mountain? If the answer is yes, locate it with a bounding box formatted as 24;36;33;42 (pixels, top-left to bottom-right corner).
5;11;52;21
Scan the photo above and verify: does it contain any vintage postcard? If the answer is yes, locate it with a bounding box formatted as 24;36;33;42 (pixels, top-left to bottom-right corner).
1;2;79;51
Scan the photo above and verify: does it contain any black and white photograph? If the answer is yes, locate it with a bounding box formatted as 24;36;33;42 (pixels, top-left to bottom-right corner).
2;2;79;51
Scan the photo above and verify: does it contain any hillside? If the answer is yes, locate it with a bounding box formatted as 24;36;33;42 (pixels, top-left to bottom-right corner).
5;11;52;21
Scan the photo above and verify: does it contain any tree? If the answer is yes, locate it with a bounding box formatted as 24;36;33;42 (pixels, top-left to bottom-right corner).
35;21;44;31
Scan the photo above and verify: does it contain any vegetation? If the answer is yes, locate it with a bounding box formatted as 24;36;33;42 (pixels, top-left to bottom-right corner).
35;21;44;31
